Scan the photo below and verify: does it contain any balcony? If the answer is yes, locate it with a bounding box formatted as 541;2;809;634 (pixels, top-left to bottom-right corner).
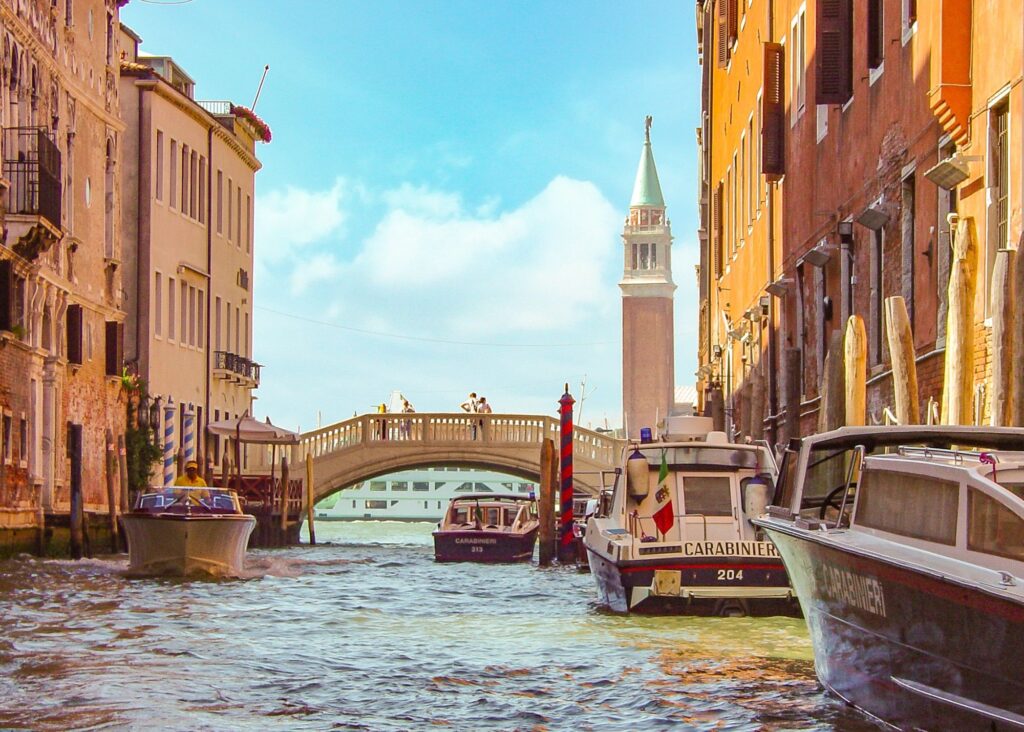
3;127;62;260
214;350;261;387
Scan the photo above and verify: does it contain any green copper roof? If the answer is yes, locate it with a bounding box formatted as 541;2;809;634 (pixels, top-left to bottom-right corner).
629;124;665;209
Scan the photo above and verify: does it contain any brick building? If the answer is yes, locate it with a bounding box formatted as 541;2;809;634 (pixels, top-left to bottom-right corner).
0;0;128;553
697;0;1024;439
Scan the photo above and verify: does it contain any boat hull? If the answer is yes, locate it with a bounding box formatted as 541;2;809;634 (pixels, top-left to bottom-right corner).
433;527;538;563
586;546;797;616
764;524;1024;730
121;514;256;577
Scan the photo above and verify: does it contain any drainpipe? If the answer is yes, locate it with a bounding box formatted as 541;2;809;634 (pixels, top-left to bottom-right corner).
204;123;213;464
135;82;153;379
765;0;779;444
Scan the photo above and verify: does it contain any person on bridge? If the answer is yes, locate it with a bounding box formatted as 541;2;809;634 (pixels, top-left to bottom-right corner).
400;399;415;439
477;397;492;414
376;403;388;440
460;393;478;413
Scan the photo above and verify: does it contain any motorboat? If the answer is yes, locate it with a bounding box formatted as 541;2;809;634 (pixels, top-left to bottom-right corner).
583;417;796;615
433;493;539;562
121;486;256;577
753;425;1024;730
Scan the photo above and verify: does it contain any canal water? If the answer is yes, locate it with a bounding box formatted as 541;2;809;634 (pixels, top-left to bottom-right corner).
0;522;880;731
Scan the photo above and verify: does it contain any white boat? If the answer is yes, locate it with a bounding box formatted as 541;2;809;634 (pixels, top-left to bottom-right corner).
315;467;537;521
121;487;256;577
583;416;798;615
753;425;1024;730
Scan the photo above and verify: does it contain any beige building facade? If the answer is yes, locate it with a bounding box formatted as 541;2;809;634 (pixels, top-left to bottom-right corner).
119;26;265;482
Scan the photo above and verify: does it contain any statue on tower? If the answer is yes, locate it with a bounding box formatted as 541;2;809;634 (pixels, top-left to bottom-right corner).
644;115;652;141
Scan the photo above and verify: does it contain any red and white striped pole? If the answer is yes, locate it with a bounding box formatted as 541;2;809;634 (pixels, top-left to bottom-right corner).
558;385;575;563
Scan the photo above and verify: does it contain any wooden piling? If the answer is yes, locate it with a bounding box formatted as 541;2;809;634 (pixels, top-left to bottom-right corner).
117;434;129;513
538;438;556;566
104;429;119;553
990;248;1015;425
844;315;867;426
708;385;725;433
942;216;978;424
305;452;316;546
221;449;230;489
279;456;290;545
818;330;846;432
68;423;84;560
885;296;919;425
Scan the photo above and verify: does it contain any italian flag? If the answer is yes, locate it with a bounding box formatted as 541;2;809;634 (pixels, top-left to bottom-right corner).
652;450;674;537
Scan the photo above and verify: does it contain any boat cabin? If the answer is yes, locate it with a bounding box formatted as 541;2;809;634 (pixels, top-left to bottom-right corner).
135;486;244;514
600;432;777;546
770;426;1024;573
438;493;538;532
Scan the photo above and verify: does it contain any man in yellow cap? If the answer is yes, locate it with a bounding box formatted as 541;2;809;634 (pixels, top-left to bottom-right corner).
174;460;207;487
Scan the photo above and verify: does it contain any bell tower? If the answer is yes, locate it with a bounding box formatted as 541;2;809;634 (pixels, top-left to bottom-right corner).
621;116;675;438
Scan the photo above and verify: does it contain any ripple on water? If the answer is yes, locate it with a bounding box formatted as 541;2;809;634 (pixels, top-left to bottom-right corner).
0;522;883;731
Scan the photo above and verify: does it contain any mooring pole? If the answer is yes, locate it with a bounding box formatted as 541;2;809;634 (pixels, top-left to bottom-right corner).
538;438;556;566
104;429;119;553
558;385;576;564
68;423;84;559
305;451;316;546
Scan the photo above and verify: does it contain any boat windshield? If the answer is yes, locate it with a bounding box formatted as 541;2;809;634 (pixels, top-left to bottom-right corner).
135;487;241;513
634;445;762;470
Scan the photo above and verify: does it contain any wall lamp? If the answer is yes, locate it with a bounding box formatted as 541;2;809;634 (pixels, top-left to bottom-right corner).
765;277;793;298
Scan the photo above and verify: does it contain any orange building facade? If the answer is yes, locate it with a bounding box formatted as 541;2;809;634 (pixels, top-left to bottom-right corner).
697;0;1024;438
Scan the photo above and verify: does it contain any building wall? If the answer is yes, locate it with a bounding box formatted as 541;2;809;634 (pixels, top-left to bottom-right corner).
0;0;128;545
622;295;674;436
119;30;262;482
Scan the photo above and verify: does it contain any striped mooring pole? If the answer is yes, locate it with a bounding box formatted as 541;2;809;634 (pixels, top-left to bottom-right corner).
182;404;195;464
558;384;575;563
163;398;176;487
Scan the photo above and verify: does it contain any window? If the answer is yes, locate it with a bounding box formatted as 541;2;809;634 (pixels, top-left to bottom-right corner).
244;312;249;358
188;286;196;346
190;150;198;218
682;476;733;516
816;104;828;142
790;9;806;122
762;45;785;177
225;301;231;352
732;155;738;249
215;296;221;350
246;194;252;253
990;100;1010;309
168;277;176;339
198;157;206;224
1;414;10;462
235;307;240;353
216;171;223;234
650;243;657;268
197;292;204;349
180;280;187;346
226;179;233;241
18;418;26;466
169;139;178;209
856;470;958;544
181;145;189;214
867;0;884;70
901;169;915;321
365;500;387;509
968;489;1024;561
870;228;884;365
369;481;386;492
902;0;917;39
740;134;747;228
104;321;123;377
155;131;164;201
236;188;242;247
816;0;853;104
639;243;649;269
414;482;430;492
391;481;408;491
747;117;755;221
66;304;83;364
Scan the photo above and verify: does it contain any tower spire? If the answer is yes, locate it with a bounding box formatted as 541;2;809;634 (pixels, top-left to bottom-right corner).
630;115;665;208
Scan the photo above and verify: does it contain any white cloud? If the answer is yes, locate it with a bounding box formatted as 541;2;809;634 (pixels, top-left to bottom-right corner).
288;252;345;295
255;178;347;264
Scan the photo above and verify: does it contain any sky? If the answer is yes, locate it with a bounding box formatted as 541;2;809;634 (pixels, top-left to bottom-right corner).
121;0;701;432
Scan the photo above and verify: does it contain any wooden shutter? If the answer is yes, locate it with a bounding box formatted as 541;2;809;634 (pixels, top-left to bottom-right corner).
717;0;729;68
0;260;12;332
727;0;738;43
105;320;123;376
713;183;724;277
867;0;883;69
762;43;785;178
67;304;83;364
817;0;853;104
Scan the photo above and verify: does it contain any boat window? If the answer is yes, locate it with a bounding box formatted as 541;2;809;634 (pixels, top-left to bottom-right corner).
431;482;445;491
391;481;408;491
473;483;494;493
450;506;470;524
365;500;387;509
855;470;958;545
412;482;429;492
799;448;854;516
369;481;386;492
682;476;733;516
518;483;533;493
454;482;475;492
504;507;519;525
968;489;1024;561
774;444;800;509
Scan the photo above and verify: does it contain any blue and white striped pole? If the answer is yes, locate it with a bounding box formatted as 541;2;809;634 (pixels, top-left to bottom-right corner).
163;398;176;487
183;404;195;464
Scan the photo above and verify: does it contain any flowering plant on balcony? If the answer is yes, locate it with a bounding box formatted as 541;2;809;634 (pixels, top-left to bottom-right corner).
230;104;272;143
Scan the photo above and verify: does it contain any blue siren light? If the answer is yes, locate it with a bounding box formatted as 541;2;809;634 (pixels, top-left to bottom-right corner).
639;427;653;444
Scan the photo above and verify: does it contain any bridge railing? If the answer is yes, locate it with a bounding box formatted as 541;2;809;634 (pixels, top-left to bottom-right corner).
294;412;622;467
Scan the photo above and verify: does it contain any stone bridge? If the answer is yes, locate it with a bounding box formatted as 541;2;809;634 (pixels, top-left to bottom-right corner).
287;413;624;502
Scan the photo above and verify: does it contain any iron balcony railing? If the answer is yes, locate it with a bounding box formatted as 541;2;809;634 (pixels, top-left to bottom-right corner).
2;127;61;228
214;350;261;385
197;100;232;116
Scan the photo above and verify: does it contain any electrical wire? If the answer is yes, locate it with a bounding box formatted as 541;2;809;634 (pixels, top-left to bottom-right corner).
255;305;618;348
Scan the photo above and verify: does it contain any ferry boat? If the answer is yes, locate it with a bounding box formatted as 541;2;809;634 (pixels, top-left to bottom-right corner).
315;467;536;521
433;493;540;562
121;486;256;577
583;417;796;615
754;425;1024;730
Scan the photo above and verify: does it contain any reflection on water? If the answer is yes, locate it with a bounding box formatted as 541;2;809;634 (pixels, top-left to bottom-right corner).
0;521;879;731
